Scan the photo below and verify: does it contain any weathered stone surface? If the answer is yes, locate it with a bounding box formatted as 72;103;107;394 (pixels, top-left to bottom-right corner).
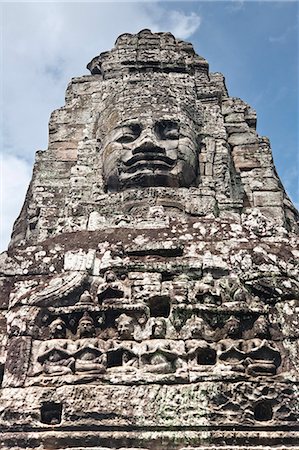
0;30;298;449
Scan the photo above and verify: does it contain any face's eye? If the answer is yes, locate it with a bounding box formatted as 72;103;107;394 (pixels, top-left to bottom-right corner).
116;124;141;143
155;120;179;140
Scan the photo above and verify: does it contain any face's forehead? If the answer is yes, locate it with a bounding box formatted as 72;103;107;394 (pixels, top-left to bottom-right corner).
97;78;202;139
98;99;179;132
80;320;92;325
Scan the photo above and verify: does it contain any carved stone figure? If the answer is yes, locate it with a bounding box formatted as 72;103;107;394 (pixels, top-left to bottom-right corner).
246;339;281;376
252;315;270;339
74;339;107;374
107;342;139;371
150;318;167;339
37;342;75;376
180;315;212;340
140;340;184;374
97;270;128;304
122;349;139;369
186;340;217;369
218;277;251;305
217;340;246;374
194;272;221;305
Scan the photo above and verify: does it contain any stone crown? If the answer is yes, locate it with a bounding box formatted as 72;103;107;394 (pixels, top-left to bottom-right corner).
87;29;209;78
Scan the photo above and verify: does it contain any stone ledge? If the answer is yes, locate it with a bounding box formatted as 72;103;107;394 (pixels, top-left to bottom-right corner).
1;430;299;450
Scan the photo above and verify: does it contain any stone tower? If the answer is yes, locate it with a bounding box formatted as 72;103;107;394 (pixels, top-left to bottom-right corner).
1;30;299;449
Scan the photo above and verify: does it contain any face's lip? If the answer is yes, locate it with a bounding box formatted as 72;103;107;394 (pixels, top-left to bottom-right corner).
125;161;174;174
123;152;176;168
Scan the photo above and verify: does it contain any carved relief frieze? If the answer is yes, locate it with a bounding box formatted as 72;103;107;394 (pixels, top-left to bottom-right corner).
5;264;292;389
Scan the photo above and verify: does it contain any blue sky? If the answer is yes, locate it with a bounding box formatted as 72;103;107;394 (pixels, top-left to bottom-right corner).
1;0;298;251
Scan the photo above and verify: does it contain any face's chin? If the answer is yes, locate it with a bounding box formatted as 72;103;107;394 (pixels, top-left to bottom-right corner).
120;168;181;189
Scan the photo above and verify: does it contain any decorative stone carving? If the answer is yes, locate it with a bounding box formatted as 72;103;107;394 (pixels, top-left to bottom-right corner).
98;104;201;192
186;340;217;369
246;339;281;376
242;208;275;237
107;342;139;371
223;316;242;339
150;317;167;339
216;338;282;377
180;315;212;340
217;340;246;374
218;276;252;305
78;290;96;305
193;272;222;305
251;315;270;339
97;270;129;304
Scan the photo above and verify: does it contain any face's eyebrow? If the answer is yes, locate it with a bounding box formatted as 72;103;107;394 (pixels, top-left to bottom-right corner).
116;119;140;129
103;120;141;145
155;118;180;126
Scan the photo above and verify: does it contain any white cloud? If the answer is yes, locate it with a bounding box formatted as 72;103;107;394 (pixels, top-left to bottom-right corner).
0;155;32;251
144;4;201;39
2;2;157;161
269;25;297;44
161;10;201;39
226;0;245;13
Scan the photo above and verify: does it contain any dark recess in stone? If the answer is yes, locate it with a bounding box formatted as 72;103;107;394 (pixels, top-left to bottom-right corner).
254;401;273;421
197;347;217;365
107;349;123;368
40;402;63;425
149;296;170;317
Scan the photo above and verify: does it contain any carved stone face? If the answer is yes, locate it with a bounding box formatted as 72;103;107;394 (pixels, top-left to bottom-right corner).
105;270;117;283
77;317;96;338
189;318;205;339
253;316;269;338
225;316;241;338
152;318;167;339
100;114;199;191
49;318;67;339
116;314;135;340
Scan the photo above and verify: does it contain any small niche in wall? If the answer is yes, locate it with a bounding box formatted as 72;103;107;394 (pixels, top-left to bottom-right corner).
149;296;170;317
197;348;216;365
40;402;62;425
254;400;273;422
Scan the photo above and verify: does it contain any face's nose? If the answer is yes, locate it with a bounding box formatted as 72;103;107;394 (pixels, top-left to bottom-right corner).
132;127;164;155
